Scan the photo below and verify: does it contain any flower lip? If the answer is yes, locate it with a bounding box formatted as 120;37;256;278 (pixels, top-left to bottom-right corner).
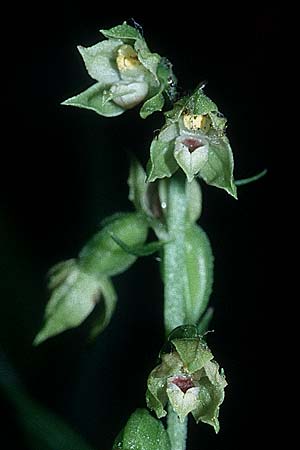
169;375;195;394
181;137;205;153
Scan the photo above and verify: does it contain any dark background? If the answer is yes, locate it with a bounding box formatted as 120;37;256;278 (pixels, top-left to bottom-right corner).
1;4;278;449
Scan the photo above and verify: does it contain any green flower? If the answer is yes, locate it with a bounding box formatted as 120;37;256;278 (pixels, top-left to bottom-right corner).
147;85;237;197
146;326;227;433
62;22;176;118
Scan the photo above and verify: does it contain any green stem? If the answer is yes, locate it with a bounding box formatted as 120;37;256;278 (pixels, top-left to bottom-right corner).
163;171;188;450
167;404;188;450
164;171;187;336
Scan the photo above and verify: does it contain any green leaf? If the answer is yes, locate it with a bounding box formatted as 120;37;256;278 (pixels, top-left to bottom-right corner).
62;82;125;117
140;90;165;118
186;86;218;115
0;365;95;450
235;168;267;186
101;22;141;41
183;224;214;324
147;139;178;182
186;178;202;222
127;156;147;212
79;213;148;276
33;263;104;344
192;360;227;433
110;233;167;256
77;40;121;83
88;276;117;341
113;409;171;450
199;136;237;198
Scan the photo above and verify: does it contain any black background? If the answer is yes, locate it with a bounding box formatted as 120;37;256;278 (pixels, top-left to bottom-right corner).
1;4;278;449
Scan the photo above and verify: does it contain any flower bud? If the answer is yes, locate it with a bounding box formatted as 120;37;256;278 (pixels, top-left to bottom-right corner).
79;212;148;276
34;260;116;344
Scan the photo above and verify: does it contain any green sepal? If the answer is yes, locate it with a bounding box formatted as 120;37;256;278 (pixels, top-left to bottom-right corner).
88;276;117;341
170;338;213;373
140;90;165;118
199;135;237;198
186;85;218;115
100;22;141;41
146;139;178;182
110;233;167;256
146;122;180;181
79;213;148;276
61;82;125;117
183;224;214;324
191;360;227;433
113;409;171;450
146;352;184;418
33;262;109;345
77;40;121;84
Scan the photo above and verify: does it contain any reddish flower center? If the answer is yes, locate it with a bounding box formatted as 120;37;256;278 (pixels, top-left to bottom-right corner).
182;137;203;153
171;375;195;393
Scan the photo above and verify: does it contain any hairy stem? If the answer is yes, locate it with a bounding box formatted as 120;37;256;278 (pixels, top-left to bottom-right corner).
163;171;188;450
164;171;187;336
167;404;188;450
